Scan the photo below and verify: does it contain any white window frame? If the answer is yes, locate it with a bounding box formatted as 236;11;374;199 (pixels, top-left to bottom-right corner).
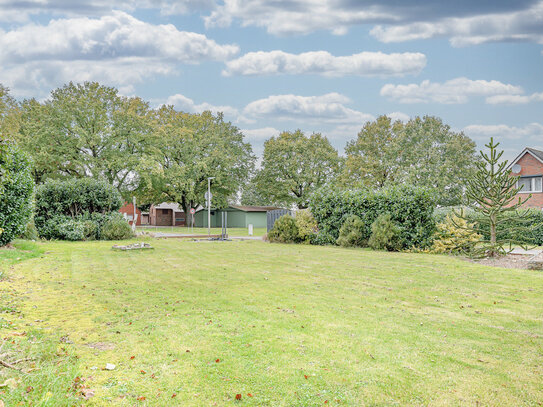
518;176;543;193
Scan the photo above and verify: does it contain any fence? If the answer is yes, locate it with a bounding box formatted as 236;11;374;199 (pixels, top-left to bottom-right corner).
267;209;293;232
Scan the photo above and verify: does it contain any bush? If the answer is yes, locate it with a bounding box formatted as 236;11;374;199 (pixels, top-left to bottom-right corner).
0;144;34;246
368;214;401;251
268;215;299;243
309;184;436;250
430;213;481;254
20;220;39;240
34;178;124;240
101;215;134;240
295;210;317;243
337;215;366;247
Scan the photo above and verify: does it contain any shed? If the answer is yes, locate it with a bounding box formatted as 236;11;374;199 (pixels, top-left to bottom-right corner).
149;203;186;226
194;205;280;228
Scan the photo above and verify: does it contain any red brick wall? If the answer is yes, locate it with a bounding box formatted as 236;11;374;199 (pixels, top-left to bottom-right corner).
511;153;543;209
119;202;142;226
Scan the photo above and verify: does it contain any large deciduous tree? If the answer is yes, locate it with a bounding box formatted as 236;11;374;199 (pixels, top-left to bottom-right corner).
341;115;478;206
0;84;21;141
255;130;340;209
137;107;254;217
18;82;152;193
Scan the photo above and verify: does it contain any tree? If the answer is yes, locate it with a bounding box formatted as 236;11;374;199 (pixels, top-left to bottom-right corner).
341;115;478;206
0;137;34;246
137;107;254;218
255;130;340;209
454;138;530;257
18;82;153;193
0;84;21;141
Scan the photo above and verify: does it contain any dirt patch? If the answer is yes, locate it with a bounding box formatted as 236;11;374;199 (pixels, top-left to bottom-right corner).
85;342;116;351
467;252;543;270
0;244;16;250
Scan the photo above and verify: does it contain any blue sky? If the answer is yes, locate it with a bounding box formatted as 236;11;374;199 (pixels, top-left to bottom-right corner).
1;0;542;160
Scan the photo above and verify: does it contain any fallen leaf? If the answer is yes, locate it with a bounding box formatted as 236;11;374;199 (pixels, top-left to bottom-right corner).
215;359;220;363
9;332;26;337
81;388;95;400
130;356;135;360
247;393;253;397
25;386;33;393
140;370;146;374
172;393;177;398
137;396;146;401
304;375;308;379
235;394;242;400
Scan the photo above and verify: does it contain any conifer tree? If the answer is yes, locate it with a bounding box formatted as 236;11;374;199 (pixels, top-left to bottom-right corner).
455;138;530;257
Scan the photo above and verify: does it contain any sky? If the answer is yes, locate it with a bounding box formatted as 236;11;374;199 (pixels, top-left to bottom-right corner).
0;0;542;161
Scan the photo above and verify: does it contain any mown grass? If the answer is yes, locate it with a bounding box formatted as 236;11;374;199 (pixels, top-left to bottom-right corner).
1;238;542;406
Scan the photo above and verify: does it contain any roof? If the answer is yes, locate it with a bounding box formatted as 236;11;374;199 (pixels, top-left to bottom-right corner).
509;147;543;168
195;205;282;213
152;202;183;212
229;205;281;212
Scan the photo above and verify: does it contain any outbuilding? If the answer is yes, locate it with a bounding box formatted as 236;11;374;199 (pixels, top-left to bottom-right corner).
149;203;186;226
193;205;280;228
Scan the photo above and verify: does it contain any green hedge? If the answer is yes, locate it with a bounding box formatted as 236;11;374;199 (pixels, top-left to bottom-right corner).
309;185;437;249
0;144;34;246
34;178;128;241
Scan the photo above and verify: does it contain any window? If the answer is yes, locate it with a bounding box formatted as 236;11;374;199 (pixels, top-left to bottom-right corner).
162;209;169;215
518;176;543;193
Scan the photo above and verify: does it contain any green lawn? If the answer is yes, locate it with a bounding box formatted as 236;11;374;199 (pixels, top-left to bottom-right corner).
137;226;266;237
1;239;542;406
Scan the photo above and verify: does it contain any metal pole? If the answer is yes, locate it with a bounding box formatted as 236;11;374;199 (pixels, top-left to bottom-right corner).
207;177;215;236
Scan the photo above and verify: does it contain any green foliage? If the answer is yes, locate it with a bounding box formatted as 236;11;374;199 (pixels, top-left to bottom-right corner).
295;210;317;243
455;138;531;257
255;130;340;209
20;220;39;240
137;107;254;215
309;184;436;250
341;115;478;206
0;84;21;141
101;215;135;240
18;82;152;192
336;215;366;247
34;178;126;240
0;142;34;246
268;215;299;243
368;214;402;251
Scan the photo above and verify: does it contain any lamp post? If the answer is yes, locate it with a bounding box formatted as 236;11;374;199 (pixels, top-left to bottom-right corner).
207;177;215;236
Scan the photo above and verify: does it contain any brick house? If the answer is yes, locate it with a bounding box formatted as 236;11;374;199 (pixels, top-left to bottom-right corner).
119;202;142;226
509;147;543;209
149;203;186;226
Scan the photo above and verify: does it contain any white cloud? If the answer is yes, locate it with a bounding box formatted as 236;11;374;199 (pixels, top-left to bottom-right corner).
0;1;215;21
0;11;238;97
242;93;374;124
371;2;543;46
380;77;523;104
204;0;542;46
387;112;410;122
223;50;426;77
241;127;280;141
486;92;543;105
164;93;239;117
463;123;543;143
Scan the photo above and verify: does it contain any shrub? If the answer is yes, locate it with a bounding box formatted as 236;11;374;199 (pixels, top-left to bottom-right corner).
336;215;366;247
268;215;299;243
0;144;34;246
34;178;124;240
368;214;401;251
430;213;481;254
309;184;436;250
20;220;39;241
101;215;134;240
295;210;317;243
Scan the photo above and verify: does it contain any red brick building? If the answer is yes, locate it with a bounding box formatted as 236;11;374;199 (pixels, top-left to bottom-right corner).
149;203;186;226
119;202;142;226
510;147;543;209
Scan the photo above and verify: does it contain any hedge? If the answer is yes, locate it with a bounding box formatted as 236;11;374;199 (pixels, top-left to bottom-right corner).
34;178;129;241
308;185;437;249
0;144;34;246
